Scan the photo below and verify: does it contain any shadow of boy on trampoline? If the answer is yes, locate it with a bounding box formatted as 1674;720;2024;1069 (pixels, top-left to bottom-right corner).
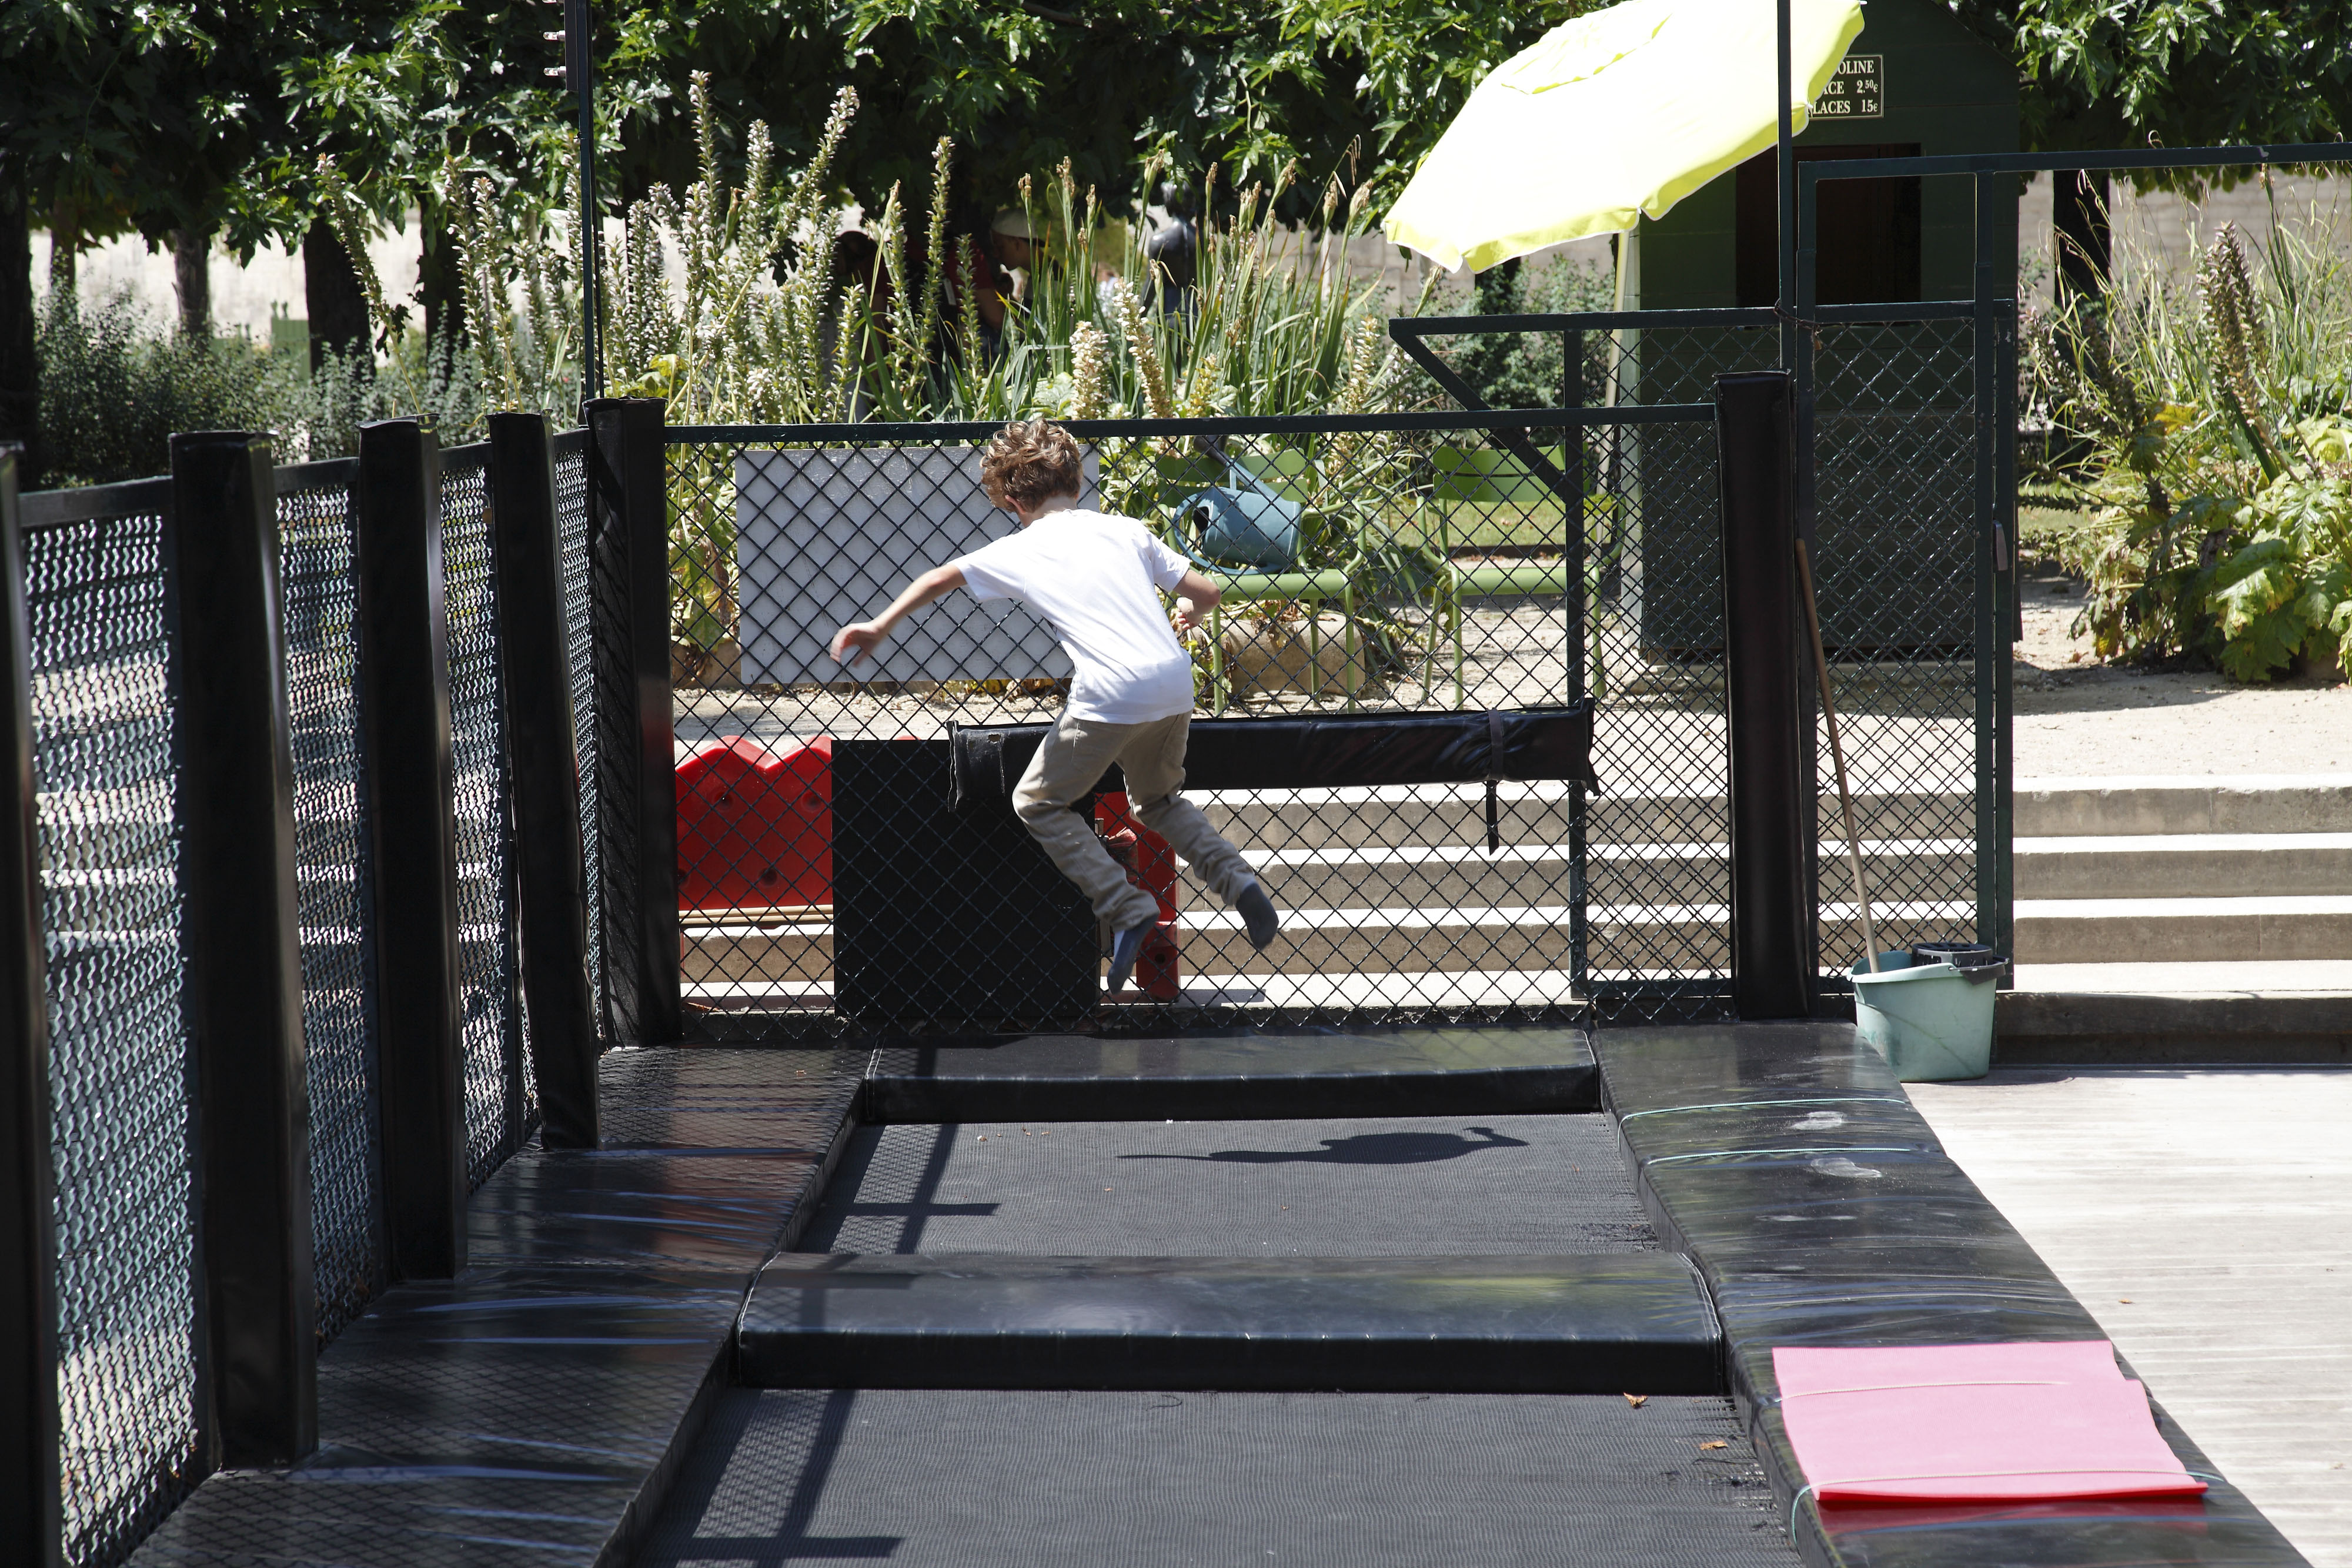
1121;1127;1531;1166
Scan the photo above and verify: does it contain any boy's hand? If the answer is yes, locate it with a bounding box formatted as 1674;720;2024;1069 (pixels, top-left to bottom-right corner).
830;622;887;666
1171;596;1204;637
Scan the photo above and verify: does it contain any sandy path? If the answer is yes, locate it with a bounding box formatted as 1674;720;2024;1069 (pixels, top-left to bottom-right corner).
2014;570;2352;778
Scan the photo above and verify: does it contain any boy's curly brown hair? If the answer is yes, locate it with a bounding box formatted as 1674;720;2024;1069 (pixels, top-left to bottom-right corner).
979;420;1085;511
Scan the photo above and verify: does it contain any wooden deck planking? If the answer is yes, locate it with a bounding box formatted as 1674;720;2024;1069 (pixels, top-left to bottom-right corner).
1908;1069;2352;1568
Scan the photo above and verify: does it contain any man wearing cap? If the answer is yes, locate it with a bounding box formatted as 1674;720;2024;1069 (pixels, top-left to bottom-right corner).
948;210;1035;362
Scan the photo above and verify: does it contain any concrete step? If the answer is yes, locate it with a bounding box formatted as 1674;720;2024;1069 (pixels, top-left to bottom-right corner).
1200;783;1962;850
682;902;1978;983
2017;774;2352;837
2015;833;2352;899
1179;840;1963;910
683;968;1595;1014
1999;961;2352;1065
2013;896;2352;964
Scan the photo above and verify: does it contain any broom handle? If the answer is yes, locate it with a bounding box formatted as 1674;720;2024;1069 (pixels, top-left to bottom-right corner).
1795;539;1879;976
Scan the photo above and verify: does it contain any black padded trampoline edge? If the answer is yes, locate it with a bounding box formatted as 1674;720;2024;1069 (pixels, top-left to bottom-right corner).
863;1062;1600;1122
124;1048;869;1568
1592;1022;2311;1568
854;1029;1601;1123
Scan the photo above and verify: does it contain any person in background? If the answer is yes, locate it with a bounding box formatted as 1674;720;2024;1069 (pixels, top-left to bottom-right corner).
944;210;1036;362
1142;181;1200;316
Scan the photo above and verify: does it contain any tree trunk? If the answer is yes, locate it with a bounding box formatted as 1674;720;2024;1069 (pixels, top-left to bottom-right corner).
173;228;213;336
2054;170;2112;310
46;202;75;296
0;186;37;486
303;220;370;371
417;202;463;378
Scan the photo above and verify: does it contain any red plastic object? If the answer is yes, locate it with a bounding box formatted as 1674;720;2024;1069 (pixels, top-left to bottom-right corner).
1773;1342;2206;1506
675;736;832;911
1095;791;1180;1001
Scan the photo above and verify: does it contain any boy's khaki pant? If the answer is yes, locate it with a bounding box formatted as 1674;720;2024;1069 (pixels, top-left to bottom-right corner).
1013;710;1257;933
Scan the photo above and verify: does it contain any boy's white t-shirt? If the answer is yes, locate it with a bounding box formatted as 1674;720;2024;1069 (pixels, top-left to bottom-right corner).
952;508;1197;724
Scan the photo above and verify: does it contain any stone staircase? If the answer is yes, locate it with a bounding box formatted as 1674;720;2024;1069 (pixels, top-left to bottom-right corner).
681;766;2352;1054
2005;775;2352;1062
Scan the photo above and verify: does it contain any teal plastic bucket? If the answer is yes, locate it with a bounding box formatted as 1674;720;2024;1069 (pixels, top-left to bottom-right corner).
1849;951;1997;1081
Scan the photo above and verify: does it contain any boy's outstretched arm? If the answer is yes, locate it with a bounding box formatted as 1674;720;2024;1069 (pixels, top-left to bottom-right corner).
1171;567;1222;635
830;564;967;665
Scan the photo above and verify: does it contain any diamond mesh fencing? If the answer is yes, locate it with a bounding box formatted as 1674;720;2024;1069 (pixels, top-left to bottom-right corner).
273;462;387;1345
22;488;203;1568
664;407;1650;1032
18;437;551;1564
554;428;606;1040
440;443;535;1182
656;310;1989;1035
1805;315;1988;984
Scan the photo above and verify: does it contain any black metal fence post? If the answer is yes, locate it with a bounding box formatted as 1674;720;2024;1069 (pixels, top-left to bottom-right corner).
354;420;468;1277
585;398;681;1047
1715;373;1812;1019
0;447;62;1567
488;412;601;1145
165;431;316;1466
1563;327;1591;998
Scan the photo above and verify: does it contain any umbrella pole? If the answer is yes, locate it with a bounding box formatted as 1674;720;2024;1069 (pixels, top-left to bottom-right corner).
1775;0;1796;367
1795;539;1878;976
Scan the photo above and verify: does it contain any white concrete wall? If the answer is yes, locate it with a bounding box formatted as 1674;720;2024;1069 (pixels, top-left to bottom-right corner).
27;217;426;336
2016;171;2351;303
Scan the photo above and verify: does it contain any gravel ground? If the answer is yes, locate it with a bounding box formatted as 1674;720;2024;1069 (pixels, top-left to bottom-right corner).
2014;566;2352;778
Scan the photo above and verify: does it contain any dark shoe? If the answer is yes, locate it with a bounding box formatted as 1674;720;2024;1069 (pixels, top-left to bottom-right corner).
1105;922;1152;994
1235;882;1279;950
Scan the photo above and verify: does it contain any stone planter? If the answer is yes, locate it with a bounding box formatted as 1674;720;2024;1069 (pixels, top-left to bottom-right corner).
1218;614;1367;698
671;639;743;690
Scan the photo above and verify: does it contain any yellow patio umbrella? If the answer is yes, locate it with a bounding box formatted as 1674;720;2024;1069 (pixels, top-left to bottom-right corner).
1384;0;1866;274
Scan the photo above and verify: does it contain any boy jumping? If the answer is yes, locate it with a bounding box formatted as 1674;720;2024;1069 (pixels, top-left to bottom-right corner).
828;419;1280;994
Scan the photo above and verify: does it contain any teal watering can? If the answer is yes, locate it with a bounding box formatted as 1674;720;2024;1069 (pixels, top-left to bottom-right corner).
1175;455;1302;571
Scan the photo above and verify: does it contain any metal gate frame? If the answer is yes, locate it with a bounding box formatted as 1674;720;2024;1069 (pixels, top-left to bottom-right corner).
1794;138;2352;979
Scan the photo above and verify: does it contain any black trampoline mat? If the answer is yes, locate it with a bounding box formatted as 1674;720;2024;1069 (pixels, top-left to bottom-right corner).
794;1113;1655;1256
637;1388;1796;1568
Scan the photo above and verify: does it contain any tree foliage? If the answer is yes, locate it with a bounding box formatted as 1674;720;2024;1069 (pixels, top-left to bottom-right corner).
1953;0;2352;185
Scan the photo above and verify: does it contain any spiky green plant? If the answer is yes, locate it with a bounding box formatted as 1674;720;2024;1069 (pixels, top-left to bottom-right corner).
2030;202;2352;679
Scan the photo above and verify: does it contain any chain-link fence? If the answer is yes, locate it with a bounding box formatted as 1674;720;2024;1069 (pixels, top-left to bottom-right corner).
656;309;1994;1035
441;443;536;1183
553;428;606;1037
1805;312;1989;982
274;459;387;1348
670;414;1613;1032
21;482;203;1568
17;434;546;1567
1408;308;1998;1001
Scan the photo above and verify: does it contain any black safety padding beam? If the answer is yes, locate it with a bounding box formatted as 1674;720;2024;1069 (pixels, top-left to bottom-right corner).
834;740;1097;1025
165;431;317;1466
0;448;62;1567
585;397;681;1046
354;420;468;1278
486;412;600;1147
1715;373;1812;1020
739;1252;1722;1393
863;1028;1598;1122
949;704;1598;810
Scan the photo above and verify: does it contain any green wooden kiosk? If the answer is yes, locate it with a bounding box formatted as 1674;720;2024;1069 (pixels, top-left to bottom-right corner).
1624;0;2018;658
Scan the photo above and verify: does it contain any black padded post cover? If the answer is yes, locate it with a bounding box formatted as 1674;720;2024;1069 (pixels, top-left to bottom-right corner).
948;704;1598;811
834;740;1098;1024
1715;373;1812;1019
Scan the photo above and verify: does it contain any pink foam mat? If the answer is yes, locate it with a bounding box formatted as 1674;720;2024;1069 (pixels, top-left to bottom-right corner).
1773;1343;2208;1505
